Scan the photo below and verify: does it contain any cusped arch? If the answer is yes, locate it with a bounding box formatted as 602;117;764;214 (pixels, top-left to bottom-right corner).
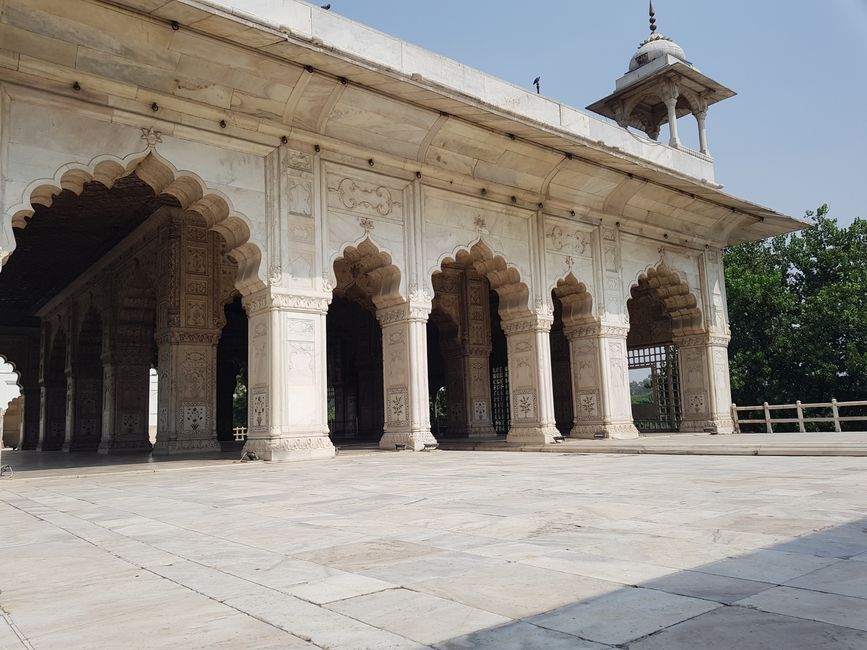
433;239;530;320
629;262;703;335
552;273;594;328
0;354;24;395
3;151;264;295
332;237;403;310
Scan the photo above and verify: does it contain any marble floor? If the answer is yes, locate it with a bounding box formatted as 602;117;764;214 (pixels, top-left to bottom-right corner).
1;451;866;649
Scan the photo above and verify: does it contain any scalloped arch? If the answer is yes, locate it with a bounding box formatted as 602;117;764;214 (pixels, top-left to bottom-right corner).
3;150;264;295
332;237;403;309
432;238;530;320
0;354;24;394
552;273;594;327
629;262;703;334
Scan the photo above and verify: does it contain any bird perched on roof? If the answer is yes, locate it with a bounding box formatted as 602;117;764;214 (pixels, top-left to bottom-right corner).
321;3;331;9
532;76;541;94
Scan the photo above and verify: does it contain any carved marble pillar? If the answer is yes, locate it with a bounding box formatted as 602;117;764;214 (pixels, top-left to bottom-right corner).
241;289;335;461
98;345;153;454
376;301;438;451
20;384;40;449
676;333;734;434
662;77;680;148
442;343;496;439
61;369;75;452
500;314;559;445
565;323;639;439
152;331;221;454
37;325;67;451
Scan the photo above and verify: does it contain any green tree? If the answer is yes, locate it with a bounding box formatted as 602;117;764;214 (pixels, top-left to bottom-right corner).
724;205;867;405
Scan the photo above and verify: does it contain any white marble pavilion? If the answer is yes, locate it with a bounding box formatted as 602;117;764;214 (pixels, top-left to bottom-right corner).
0;0;804;460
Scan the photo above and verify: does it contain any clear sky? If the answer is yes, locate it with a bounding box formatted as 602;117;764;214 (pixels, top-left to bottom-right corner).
327;1;866;226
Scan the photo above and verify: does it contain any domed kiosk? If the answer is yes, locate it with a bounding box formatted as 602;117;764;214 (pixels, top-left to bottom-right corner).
587;1;735;155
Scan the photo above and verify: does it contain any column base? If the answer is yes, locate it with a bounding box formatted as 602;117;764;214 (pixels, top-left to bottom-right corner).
153;437;221;455
571;422;640;440
243;435;335;462
680;418;735;435
506;424;560;445
379;429;438;451
98;436;154;454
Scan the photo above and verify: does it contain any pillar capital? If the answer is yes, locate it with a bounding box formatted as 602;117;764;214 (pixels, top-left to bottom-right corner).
375;300;431;326
242;289;331;317
673;332;731;348
564;322;629;340
501;313;554;335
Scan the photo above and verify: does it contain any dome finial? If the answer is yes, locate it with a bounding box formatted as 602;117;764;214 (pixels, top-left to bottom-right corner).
649;0;657;34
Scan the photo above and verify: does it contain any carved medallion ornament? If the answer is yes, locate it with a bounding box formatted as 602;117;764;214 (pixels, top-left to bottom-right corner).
546;225;589;256
140;127;163;148
286;151;313;173
338;178;395;216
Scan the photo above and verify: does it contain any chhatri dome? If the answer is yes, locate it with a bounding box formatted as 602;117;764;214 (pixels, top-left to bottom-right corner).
587;1;734;155
629;34;687;72
629;2;687;71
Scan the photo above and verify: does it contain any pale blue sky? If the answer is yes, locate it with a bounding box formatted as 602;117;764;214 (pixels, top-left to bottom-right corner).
330;1;866;226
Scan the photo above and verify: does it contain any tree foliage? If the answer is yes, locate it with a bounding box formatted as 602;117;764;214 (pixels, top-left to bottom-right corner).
724;205;867;405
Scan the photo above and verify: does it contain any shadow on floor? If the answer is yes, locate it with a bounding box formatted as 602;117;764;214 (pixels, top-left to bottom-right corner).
431;516;867;649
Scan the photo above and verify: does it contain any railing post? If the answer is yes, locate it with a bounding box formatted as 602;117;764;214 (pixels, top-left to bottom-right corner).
796;400;806;433
763;402;773;433
831;399;841;432
730;403;740;434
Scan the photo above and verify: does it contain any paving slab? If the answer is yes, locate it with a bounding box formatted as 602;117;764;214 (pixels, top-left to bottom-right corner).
641;569;775;605
326;588;509;646
528;586;720;645
435;621;611;650
628;605;867;649
738;585;867;632
786;559;867;599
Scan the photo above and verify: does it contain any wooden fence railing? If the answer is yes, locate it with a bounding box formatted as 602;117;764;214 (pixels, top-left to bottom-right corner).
731;400;867;433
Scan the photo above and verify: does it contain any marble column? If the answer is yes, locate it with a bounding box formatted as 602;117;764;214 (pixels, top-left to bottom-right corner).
61;370;75;452
376;301;438;451
565;323;639;440
20;383;40;450
152;332;221;455
500;314;559;445
241;289;335;461
98;346;153;454
442;343;497;439
696;110;709;156
662;78;680;148
676;333;734;434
